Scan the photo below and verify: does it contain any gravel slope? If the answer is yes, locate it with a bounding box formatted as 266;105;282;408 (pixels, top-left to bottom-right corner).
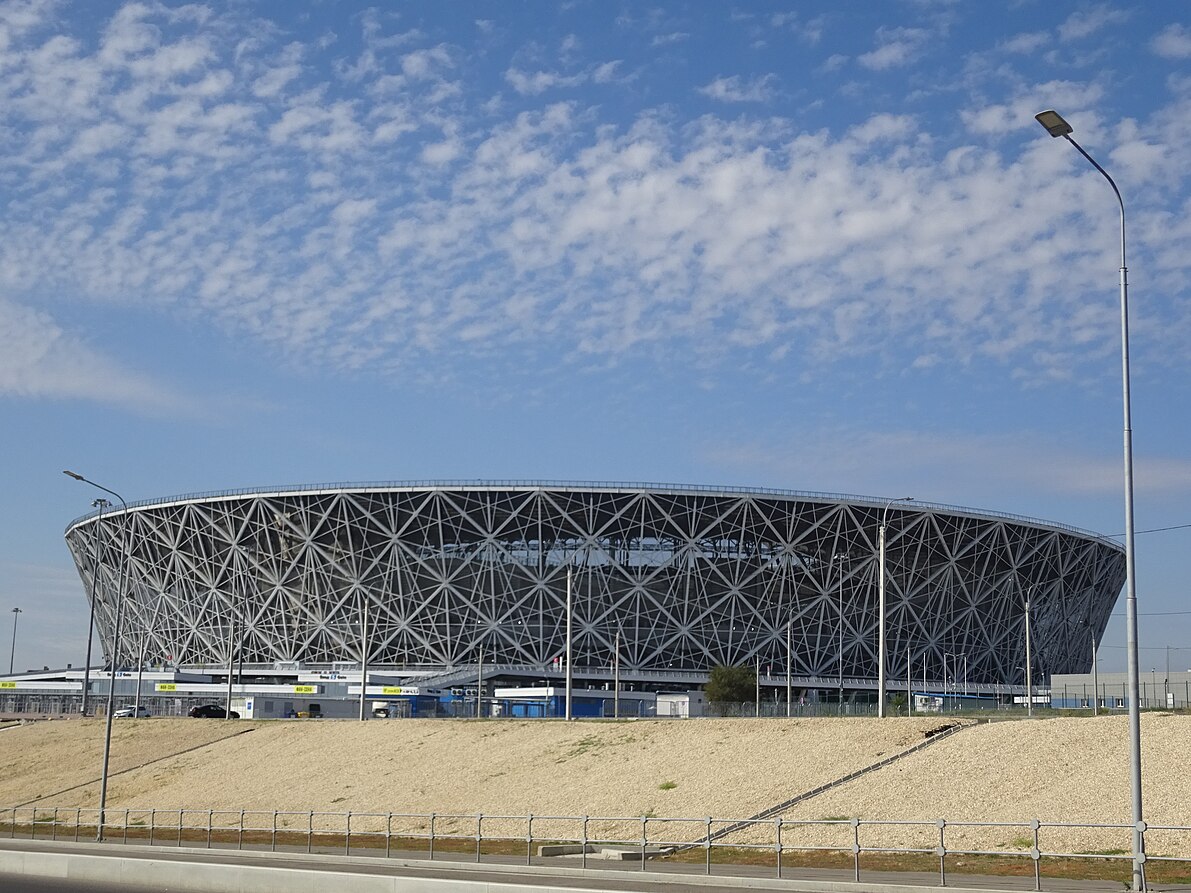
3;714;1187;855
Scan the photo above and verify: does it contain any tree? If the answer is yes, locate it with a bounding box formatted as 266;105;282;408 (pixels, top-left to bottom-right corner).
705;663;756;704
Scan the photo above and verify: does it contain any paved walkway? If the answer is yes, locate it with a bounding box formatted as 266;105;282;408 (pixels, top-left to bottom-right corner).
3;837;1176;893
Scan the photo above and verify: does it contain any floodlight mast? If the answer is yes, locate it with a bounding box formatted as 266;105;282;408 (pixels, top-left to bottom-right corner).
1033;109;1144;892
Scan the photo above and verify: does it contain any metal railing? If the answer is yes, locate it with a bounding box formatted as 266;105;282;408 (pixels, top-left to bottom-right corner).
3;805;1186;889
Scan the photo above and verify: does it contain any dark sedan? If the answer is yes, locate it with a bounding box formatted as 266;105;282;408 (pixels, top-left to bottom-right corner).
188;704;240;718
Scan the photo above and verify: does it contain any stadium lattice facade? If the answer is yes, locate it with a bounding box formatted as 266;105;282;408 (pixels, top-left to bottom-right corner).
63;482;1125;687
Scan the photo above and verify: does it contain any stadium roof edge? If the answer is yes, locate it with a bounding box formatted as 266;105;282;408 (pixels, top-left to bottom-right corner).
62;478;1120;547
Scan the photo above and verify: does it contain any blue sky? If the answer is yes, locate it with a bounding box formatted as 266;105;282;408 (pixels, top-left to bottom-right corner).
3;1;1190;675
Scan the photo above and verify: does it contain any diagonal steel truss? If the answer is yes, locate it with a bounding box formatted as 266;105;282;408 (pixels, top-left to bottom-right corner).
63;483;1125;684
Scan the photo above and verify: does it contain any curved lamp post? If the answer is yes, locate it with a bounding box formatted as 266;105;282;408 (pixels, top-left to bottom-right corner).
877;496;913;717
7;607;21;675
1034;109;1144;891
64;470;130;841
80;498;111;716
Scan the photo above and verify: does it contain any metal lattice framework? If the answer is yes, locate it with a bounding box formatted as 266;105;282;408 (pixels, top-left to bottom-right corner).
63;482;1125;684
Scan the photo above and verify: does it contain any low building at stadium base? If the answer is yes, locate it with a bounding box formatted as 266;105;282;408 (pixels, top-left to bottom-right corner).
18;481;1127;717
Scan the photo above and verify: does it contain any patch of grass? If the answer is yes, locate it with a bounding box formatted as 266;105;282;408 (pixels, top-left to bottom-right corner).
1004;836;1033;849
658;781;677;791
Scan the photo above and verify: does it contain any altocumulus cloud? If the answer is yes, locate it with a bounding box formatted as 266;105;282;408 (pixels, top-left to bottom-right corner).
0;2;1188;400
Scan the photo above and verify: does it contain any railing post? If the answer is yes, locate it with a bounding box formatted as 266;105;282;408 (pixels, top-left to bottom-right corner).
475;813;483;862
123;808;129;844
705;818;712;875
581;816;588;870
75;808;81;843
852;818;861;882
307;811;313;854
1031;819;1041;891
526;814;533;866
272;810;278;853
386;812;392;858
429;813;436;861
238;809;244;850
345;811;350;855
206;810;212;849
775;817;782;878
149;808;155;847
640;817;647;870
52;807;58;841
937;819;947;887
178;808;184;847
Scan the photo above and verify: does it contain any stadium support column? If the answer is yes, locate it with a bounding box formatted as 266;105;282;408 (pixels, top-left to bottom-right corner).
1036;108;1143;890
64;471;130;842
878;497;913;718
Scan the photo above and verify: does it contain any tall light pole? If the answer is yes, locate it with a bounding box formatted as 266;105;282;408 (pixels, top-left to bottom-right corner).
878;497;913;718
1035;109;1144;892
1024;595;1034;719
80;499;111;716
358;591;370;721
565;565;573;721
8;608;21;675
835;554;845;712
64;470;130;841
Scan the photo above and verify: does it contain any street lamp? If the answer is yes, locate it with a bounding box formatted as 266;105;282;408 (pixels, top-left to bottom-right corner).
834;553;846;712
81;498;111;716
8;608;21;675
64;470;131;841
1035;109;1144;892
878;496;913;717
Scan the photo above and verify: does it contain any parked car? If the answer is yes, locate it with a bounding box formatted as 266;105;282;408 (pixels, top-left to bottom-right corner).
188;704;239;719
113;704;151;719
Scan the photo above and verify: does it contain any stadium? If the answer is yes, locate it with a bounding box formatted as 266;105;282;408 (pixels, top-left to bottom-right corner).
57;481;1126;709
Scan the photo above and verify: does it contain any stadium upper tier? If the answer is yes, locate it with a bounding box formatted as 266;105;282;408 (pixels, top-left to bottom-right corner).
64;482;1125;685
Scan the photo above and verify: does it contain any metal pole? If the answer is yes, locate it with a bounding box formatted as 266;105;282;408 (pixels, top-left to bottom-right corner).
786;621;792;718
878;522;886;718
613;630;620;719
225;591;235;720
7;608;20;675
565;566;573;721
81;500;109;716
877;497;912;719
476;647;483;719
1037;112;1143;889
1025;598;1033;719
907;645;912;715
1092;637;1099;716
837;555;844;712
358;593;370;721
64;472;130;842
755;660;760;717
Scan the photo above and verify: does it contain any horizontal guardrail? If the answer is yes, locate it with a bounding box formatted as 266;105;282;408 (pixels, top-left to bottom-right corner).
2;806;1180;890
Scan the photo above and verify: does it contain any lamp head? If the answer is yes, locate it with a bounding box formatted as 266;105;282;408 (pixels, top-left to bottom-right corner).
1035;110;1073;138
63;470;85;481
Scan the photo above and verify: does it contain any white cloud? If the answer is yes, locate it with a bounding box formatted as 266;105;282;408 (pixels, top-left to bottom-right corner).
1057;5;1130;42
999;31;1049;54
857;27;930;71
697;74;774;103
0;299;178;409
1152;24;1191;60
504;67;585;95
